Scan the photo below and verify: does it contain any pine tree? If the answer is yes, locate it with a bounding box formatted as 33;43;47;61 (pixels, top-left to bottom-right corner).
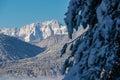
61;0;120;80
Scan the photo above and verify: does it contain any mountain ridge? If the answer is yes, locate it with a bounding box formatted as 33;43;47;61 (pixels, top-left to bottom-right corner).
0;28;86;77
0;34;45;62
0;20;67;42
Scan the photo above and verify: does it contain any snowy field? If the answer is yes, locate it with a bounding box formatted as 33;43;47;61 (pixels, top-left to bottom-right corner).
0;76;63;80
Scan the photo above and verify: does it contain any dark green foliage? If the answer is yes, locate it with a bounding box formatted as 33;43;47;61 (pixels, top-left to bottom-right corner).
60;43;68;57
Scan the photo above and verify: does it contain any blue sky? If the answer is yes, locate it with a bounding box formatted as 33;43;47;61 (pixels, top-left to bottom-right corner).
0;0;69;28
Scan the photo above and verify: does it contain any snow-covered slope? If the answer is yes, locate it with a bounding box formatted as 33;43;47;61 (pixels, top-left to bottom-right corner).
0;28;85;77
0;34;69;77
0;34;45;62
0;20;67;42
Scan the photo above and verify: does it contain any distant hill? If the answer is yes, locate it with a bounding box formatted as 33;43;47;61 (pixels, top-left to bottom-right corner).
0;34;45;62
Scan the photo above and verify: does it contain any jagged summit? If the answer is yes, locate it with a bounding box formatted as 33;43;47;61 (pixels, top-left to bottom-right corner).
0;20;67;42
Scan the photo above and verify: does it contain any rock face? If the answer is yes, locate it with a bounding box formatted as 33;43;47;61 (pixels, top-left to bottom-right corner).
0;34;45;62
0;20;67;42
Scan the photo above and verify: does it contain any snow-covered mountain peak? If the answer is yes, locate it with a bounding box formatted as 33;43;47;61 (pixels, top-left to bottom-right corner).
0;20;67;42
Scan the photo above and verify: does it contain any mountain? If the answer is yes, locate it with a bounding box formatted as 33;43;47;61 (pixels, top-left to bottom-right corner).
0;34;69;77
0;20;67;42
0;28;86;77
0;34;45;62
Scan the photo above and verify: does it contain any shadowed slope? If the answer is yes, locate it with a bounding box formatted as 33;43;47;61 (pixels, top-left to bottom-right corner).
0;34;45;62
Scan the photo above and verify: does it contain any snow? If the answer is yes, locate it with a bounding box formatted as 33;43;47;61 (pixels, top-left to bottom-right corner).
0;20;67;42
0;28;84;77
62;0;120;79
0;34;45;62
0;76;63;80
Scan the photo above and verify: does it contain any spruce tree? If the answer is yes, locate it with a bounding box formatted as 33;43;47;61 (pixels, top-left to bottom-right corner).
61;0;120;80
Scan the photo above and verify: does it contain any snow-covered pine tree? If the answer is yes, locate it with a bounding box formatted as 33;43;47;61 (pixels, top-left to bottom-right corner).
61;0;120;80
